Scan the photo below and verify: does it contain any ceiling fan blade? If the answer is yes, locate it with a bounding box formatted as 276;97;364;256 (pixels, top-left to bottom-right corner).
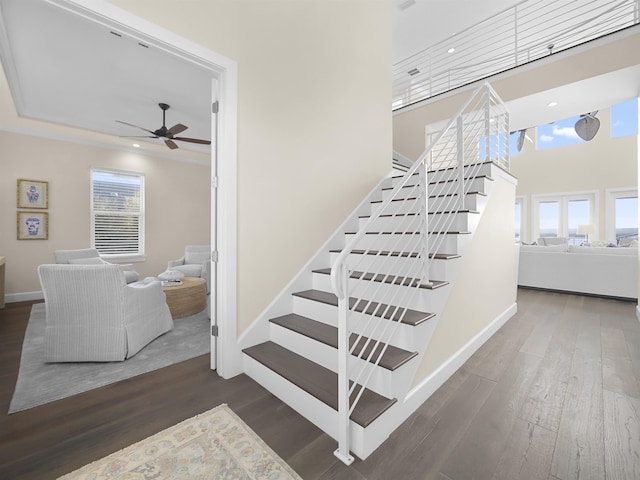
173;136;211;145
167;123;188;136
165;139;179;150
115;120;155;135
119;135;158;139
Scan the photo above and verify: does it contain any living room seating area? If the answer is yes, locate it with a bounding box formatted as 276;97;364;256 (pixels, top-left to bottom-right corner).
518;239;638;300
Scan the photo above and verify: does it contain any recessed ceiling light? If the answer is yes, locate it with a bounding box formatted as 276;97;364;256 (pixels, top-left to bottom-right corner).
133;143;140;148
447;47;455;53
547;101;558;107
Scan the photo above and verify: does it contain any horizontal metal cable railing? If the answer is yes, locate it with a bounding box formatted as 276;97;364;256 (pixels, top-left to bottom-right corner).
393;0;639;110
331;83;509;464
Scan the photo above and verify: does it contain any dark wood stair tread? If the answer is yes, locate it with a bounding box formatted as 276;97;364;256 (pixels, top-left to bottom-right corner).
312;268;448;290
292;289;435;326
243;341;397;428
270;313;418;370
329;248;461;260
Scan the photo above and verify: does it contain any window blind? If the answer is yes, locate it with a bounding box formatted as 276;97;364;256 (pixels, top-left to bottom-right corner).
91;169;144;256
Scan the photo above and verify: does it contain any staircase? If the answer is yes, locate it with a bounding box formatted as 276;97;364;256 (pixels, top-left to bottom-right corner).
241;82;513;462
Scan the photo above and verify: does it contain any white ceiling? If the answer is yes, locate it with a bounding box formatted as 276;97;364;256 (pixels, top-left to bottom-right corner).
0;0;214;156
0;0;638;156
392;0;522;63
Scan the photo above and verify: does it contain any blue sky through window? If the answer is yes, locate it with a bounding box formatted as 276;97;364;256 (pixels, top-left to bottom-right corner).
537;116;585;150
611;98;639;138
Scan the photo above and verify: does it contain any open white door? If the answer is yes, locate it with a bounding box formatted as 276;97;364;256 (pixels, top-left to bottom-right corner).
210;78;219;370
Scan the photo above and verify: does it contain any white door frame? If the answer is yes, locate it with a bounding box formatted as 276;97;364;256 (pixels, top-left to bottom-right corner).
55;0;240;378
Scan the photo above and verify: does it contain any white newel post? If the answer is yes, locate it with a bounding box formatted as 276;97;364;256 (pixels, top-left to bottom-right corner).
334;263;354;465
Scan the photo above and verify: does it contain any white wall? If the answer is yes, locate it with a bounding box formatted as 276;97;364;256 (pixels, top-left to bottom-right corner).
412;173;518;385
106;0;393;335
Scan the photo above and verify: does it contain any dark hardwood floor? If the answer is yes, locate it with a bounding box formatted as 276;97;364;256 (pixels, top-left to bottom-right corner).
2;288;640;479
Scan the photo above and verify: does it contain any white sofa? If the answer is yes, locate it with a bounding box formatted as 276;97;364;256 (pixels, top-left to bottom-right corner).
518;243;638;300
38;264;174;362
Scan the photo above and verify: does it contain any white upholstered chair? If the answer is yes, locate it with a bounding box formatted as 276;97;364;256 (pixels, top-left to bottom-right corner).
167;245;211;293
53;248;140;284
38;264;174;362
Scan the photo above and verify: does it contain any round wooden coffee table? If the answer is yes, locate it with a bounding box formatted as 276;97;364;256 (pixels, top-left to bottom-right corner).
162;277;207;319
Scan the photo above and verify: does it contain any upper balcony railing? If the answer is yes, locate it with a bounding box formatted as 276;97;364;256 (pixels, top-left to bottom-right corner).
393;0;640;110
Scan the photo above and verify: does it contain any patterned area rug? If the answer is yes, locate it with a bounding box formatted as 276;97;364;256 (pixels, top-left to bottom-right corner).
9;303;210;413
58;404;302;480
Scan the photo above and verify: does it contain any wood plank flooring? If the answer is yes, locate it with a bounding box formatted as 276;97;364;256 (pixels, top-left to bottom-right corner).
1;288;640;479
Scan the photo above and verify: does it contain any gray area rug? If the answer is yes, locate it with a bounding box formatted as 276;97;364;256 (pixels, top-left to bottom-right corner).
9;303;210;414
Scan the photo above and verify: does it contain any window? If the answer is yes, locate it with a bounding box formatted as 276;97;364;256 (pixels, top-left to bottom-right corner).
538;200;559;238
606;189;638;244
611;98;639;138
537;115;586;150
532;192;597;244
91;169;145;260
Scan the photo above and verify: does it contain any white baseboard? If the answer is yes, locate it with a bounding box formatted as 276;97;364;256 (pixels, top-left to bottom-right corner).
5;291;43;303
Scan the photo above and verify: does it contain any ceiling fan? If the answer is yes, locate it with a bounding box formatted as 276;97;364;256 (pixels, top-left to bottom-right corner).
116;103;211;150
574;111;600;141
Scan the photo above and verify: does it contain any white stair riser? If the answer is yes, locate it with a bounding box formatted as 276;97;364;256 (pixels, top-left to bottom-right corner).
269;323;415;398
427;163;494;183
344;232;464;254
428;193;484;212
380;186;421;203
372;185;487;214
348;309;436;352
380;188;483;209
389;174;419;189
293;295;338;326
244;354;389;460
389;163;493;187
430;211;479;232
360;213;423;232
427;177;491;197
312;272;449;312
370;200;420;215
292;294;423;351
359;212;473;232
329;251;458;280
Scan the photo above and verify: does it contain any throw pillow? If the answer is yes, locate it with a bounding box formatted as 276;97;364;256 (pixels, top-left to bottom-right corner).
184;250;210;264
68;257;106;265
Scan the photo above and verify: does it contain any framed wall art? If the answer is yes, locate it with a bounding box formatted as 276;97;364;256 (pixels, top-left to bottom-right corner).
17;179;48;209
17;211;49;240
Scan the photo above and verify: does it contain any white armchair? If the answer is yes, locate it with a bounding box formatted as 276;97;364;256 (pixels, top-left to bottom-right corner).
54;248;139;284
38;264;174;362
167;245;211;293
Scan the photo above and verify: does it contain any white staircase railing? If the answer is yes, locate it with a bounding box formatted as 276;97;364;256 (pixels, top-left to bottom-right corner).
330;82;509;464
393;0;639;109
